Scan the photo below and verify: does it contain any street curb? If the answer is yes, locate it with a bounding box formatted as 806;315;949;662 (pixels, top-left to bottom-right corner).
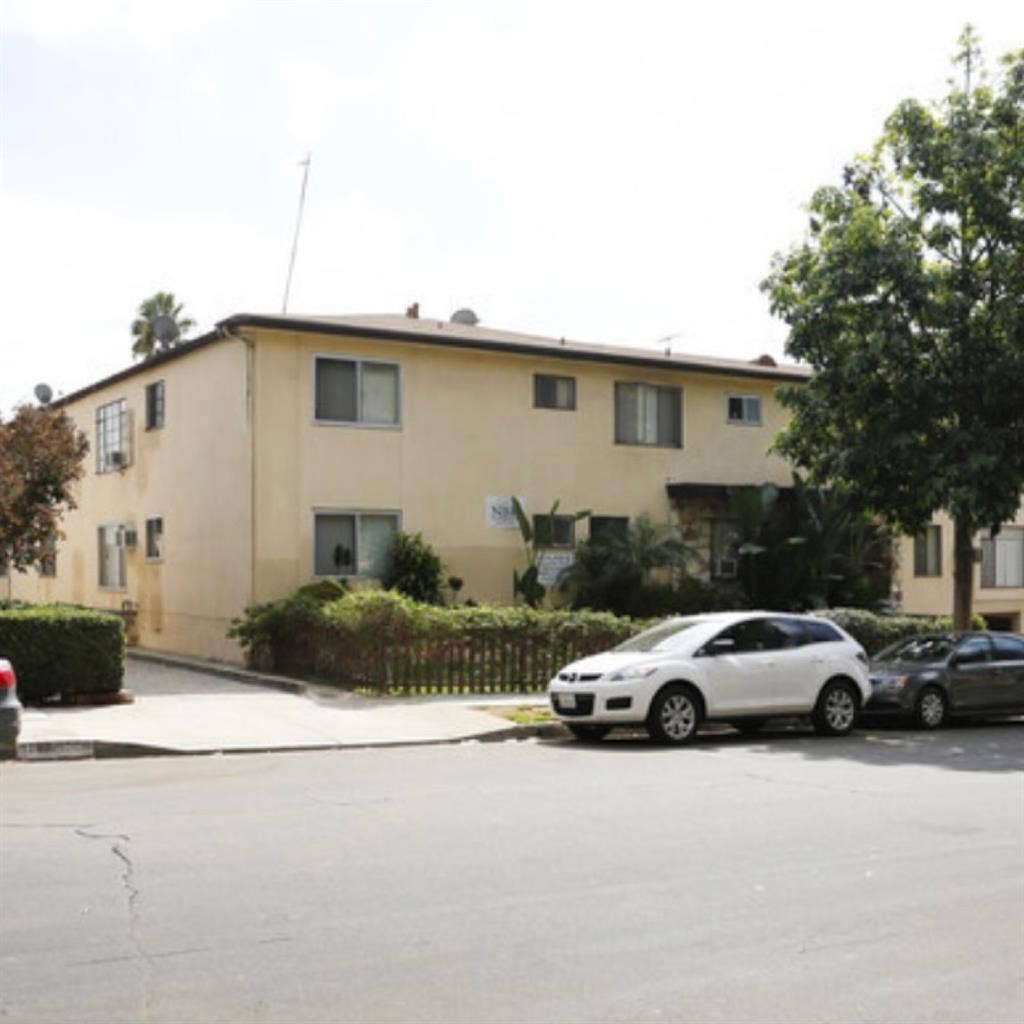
127;649;309;695
12;721;569;762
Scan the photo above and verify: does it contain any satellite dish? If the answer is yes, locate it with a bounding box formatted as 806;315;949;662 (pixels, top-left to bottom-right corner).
34;383;53;405
152;315;180;349
450;308;479;326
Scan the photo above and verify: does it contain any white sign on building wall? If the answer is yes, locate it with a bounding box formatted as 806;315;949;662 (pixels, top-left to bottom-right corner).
485;496;524;530
537;551;575;586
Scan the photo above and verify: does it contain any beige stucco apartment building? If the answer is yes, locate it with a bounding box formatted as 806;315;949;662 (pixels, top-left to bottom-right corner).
4;310;1021;658
896;507;1024;632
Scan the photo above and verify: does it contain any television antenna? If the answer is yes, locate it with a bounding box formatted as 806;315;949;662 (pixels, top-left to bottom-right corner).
282;154;312;314
657;332;681;357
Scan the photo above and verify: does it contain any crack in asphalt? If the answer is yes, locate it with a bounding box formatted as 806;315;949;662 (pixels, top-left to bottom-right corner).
74;828;155;1019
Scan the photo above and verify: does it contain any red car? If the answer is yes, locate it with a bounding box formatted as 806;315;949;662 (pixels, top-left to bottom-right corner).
0;658;22;758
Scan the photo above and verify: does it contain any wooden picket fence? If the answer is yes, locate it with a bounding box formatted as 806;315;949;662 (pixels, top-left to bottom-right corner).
306;629;623;695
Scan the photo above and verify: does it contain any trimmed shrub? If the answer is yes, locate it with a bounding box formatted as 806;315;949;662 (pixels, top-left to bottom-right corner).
0;606;124;702
383;532;445;604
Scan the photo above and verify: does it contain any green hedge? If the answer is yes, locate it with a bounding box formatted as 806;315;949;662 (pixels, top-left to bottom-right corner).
229;587;983;692
820;607;984;656
229;588;638;692
0;606;125;702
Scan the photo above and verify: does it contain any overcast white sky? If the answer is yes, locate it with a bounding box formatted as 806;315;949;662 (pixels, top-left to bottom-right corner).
1;0;1020;415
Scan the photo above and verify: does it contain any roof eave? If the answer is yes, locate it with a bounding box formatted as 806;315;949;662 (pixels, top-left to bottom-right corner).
219;314;810;384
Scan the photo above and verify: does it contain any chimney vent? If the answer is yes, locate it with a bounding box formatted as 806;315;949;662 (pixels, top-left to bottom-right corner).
405;302;419;319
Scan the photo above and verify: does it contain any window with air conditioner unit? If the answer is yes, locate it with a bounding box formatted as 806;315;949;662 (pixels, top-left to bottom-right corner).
96;399;132;473
710;519;740;579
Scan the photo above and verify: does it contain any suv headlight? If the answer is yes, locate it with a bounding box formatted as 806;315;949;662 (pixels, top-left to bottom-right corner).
607;665;659;682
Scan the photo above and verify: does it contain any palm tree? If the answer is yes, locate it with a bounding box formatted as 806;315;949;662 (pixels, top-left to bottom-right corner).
130;292;195;360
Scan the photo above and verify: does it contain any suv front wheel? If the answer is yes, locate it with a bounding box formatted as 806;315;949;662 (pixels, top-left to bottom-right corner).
812;679;858;736
647;684;702;745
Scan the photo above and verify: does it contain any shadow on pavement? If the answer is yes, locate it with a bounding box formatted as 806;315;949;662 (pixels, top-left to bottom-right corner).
543;719;1024;774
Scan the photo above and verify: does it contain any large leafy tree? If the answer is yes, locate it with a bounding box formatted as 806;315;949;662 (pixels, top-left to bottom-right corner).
130;291;195;360
0;405;89;572
762;29;1024;628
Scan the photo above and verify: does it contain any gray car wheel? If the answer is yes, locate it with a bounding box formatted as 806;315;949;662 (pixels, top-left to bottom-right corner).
812;680;858;736
914;686;948;730
647;685;702;745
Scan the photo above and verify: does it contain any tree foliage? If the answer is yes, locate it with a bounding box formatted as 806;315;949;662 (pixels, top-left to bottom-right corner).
0;405;89;572
762;29;1024;626
724;479;892;610
131;291;196;361
558;514;700;616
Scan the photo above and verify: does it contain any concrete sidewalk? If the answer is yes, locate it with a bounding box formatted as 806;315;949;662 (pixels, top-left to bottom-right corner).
14;651;555;761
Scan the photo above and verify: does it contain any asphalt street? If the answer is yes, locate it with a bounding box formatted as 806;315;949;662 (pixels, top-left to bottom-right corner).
2;723;1022;1024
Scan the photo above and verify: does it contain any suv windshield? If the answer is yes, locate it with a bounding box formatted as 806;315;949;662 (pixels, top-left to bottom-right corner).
876;635;956;663
614;619;703;653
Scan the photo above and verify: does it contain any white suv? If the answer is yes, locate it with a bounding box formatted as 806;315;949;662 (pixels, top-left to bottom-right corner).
548;612;870;744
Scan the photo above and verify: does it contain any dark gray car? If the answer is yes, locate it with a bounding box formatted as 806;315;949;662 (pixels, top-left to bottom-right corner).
866;632;1024;729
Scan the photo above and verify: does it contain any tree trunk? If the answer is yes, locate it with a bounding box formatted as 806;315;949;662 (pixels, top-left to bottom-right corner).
952;518;975;630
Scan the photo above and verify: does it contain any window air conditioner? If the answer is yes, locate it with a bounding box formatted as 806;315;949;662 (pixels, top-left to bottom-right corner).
716;557;738;580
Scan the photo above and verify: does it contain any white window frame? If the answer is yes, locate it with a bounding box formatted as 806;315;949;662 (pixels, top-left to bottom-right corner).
981;526;1024;589
726;394;763;426
96;398;131;473
312;508;402;579
98;522;127;590
312;354;403;429
613;381;683;448
145;515;164;562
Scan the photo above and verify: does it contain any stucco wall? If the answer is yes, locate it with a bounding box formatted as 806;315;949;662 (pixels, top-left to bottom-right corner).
6;339;252;661
247;327;795;607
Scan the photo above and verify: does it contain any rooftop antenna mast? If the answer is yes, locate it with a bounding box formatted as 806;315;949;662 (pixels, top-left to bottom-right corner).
281;153;311;314
657;332;681;357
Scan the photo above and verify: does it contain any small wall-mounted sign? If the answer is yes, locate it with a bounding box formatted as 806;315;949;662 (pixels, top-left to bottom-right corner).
537;551;575;586
485;496;524;530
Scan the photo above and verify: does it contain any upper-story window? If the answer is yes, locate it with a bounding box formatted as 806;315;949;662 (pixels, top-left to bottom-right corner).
534;374;576;411
96;399;130;473
981;527;1024;588
145;516;164;561
315;356;400;426
145;381;165;429
913;525;942;577
727;394;762;426
614;383;681;447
